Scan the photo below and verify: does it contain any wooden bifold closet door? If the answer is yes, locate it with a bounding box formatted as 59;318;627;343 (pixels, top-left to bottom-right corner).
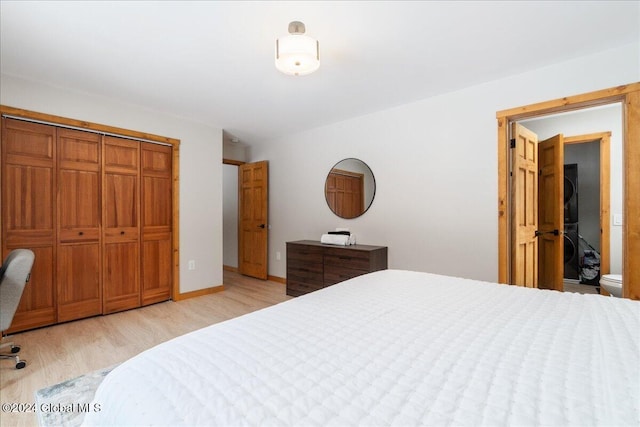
140;143;172;305
1;118;57;331
1;116;174;332
102;136;141;314
57;128;102;322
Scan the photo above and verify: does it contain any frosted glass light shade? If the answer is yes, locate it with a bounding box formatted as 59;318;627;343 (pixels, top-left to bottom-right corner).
275;34;320;76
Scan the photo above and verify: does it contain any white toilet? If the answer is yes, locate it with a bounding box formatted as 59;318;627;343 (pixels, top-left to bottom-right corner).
600;274;623;297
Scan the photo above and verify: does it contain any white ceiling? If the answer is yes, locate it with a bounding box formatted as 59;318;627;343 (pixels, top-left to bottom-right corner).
1;1;638;145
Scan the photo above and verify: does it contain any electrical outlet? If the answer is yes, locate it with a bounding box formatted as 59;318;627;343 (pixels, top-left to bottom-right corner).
188;260;196;270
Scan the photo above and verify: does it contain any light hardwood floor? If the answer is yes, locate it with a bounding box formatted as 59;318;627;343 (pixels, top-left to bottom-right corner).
0;271;290;427
563;281;600;295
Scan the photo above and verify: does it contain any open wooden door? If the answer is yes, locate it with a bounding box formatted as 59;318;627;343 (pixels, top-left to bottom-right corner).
238;161;268;280
538;134;564;291
511;123;538;287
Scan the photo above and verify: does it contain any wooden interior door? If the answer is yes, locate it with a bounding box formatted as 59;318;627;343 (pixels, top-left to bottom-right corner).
57;128;102;321
239;160;268;280
325;170;364;219
102;136;140;313
1;118;57;332
538;134;564;291
140;142;172;305
511;123;538;287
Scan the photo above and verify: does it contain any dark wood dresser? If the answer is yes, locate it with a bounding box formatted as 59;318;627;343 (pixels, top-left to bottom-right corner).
286;240;388;297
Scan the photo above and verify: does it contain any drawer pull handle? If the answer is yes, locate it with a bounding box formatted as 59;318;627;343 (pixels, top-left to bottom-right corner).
120;231;125;235
78;231;84;236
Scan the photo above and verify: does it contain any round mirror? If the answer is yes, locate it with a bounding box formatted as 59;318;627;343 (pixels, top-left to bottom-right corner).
325;158;376;219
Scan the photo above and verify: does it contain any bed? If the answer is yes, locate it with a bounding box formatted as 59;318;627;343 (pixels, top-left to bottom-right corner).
83;269;640;426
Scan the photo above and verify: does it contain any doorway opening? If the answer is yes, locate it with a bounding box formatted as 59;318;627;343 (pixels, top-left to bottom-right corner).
223;158;269;280
562;133;612;286
496;83;640;300
223;160;243;273
509;121;612;293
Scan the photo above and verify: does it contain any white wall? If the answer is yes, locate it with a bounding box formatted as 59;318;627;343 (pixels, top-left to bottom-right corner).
0;74;223;293
223;140;247;162
522;105;624;274
250;42;639;282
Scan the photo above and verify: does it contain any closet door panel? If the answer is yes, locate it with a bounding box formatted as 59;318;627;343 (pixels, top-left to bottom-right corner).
104;174;138;229
57;243;101;321
104;140;138;173
141;144;171;175
141;143;172;305
4;164;54;233
142;175;172;227
59;227;100;243
56;128;102;322
142;233;172;305
103;227;139;241
59;169;100;237
103;242;140;313
2;118;57;332
3;119;54;167
5;246;56;333
59;131;100;170
103;137;140;313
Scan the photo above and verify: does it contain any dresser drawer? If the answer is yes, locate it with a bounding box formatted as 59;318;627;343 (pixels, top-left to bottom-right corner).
324;265;369;285
287;258;323;285
324;250;371;270
286;244;323;263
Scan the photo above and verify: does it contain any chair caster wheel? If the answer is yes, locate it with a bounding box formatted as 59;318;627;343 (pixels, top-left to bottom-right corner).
16;360;26;369
11;345;21;354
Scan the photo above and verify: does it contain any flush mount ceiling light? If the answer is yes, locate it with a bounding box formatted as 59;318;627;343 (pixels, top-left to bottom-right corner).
275;21;320;76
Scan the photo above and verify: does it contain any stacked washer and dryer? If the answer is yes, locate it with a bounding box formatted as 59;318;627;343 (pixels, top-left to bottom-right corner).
563;164;581;280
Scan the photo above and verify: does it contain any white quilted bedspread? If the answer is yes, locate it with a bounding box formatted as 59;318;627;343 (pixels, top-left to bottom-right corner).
83;270;640;426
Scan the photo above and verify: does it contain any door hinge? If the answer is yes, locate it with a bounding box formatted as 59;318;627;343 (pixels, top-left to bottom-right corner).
510;138;516;148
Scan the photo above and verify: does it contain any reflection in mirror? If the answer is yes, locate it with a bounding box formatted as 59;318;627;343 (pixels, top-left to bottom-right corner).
325;158;376;219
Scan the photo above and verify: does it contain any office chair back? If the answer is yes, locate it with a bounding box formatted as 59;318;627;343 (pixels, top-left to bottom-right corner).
0;249;35;333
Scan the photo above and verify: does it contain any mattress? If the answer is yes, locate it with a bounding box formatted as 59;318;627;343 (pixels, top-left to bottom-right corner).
83;270;640;426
